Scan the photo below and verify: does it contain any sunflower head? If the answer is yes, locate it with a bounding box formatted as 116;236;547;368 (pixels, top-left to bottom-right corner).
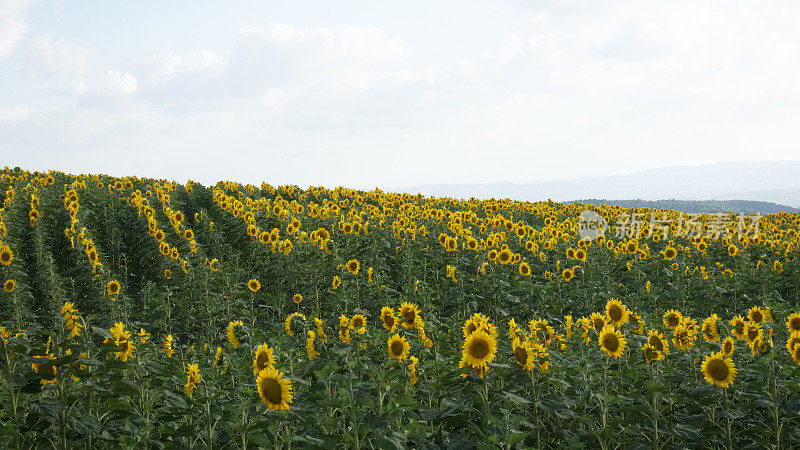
399;302;420;328
662;309;683;329
247;278;261;293
701;352;737;388
387;334;410;360
461;329;497;370
252;343;276;375
561;268;574;282
599;325;626;358
292;293;303;304
256;367;293;410
350;314;367;333
3;279;15;293
748;306;764;324
346;259;360;275
605;298;628;326
642;343;663;363
380;307;397;332
106;280;121;297
786;313;800;333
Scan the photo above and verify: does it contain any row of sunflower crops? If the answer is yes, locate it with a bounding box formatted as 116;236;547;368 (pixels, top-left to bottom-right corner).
0;167;799;448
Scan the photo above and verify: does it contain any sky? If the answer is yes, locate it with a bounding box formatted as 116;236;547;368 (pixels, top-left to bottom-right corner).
1;0;799;190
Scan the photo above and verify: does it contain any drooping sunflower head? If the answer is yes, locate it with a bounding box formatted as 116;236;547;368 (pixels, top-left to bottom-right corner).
399;302;420;328
256;367;293;411
247;278;261;293
662;309;683;329
605;298;627;326
701;352;737;388
598;325;626;358
461;329;497;370
226;320;244;349
252;343;276;375
387;334;410;360
512;337;535;371
284;312;306;336
346;259;360;275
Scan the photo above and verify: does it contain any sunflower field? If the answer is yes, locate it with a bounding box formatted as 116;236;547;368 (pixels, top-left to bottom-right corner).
1;167;799;448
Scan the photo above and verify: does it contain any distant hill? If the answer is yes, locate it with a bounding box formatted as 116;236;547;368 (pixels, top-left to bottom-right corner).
570;199;799;215
397;161;800;207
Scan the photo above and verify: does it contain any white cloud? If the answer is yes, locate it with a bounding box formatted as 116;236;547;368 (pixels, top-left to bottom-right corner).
0;105;34;123
107;70;138;94
0;0;32;60
134;48;226;87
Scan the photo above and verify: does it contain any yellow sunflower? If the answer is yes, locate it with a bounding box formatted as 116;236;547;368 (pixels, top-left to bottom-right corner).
701;314;720;343
598;325;626;358
642;343;663;363
791;340;800;366
292;293;303;304
729;315;747;340
561;268;574;282
3;279;14;293
387;334;410;360
380;306;398;332
0;245;13;265
497;249;512;265
744;321;763;345
346;259;360;275
31;354;57;385
399;302;420;328
647;330;670;355
461;329;497;370
246;340;273;373
226;320;244;349
350;314;367;334
518;261;531;276
285;312;306;336
247;278;261;293
104;322;134;362
306;330;320;361
512;337;535;371
721;336;735;357
106;280;121;297
256;367;293;411
605;298;628;327
701;352;737;388
786;312;800;333
662;309;682;329
748;306;765;324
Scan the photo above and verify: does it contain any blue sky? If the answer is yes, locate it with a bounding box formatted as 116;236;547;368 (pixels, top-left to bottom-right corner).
1;1;799;189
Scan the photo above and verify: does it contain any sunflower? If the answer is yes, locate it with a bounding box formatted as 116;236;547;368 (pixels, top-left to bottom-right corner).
305;330;320;361
104;322;134;362
561;268;574;282
408;356;419;385
31;354;57;385
380;306;398;332
106;280;121;297
285;312;306;336
727;244;738;257
647;330;670;355
701;314;720;343
518;261;531;276
399;302;420;328
589;312;606;332
598;325;626;358
350;314;367;334
252;343;276;375
487;249;498;261
184;229;194;240
247;279;261;293
662;310;682;329
338;315;352;343
785;312;800;333
461;329;497;370
164;334;175;357
701;352;737;388
185;364;202;397
512;337;535;370
721;336;735;357
662;246;677;260
729;316;747;340
256;367;293;411
642;343;663;363
744;321;763;345
387;334;410;360
292;293;303;305
3;279;14;293
497;249;512;265
0;245;13;265
672;323;694;351
226;320;244;349
332;276;341;290
575;248;586;262
346;259;360;275
748;306;765;324
605;298;628;327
